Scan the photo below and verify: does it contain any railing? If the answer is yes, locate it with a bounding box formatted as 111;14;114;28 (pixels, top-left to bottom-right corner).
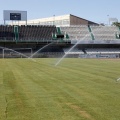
0;37;71;43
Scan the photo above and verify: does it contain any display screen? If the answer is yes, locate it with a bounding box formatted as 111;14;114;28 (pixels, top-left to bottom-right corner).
10;13;21;20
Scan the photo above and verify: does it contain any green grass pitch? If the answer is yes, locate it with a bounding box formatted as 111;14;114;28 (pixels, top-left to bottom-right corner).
0;58;120;120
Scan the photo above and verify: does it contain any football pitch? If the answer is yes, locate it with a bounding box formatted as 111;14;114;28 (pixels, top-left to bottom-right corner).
0;58;120;120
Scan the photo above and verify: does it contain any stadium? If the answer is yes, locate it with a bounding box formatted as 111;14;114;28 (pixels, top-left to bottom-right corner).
0;10;120;120
1;11;120;58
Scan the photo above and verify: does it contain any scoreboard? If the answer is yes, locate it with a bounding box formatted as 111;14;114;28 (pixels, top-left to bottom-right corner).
3;10;27;21
10;13;21;20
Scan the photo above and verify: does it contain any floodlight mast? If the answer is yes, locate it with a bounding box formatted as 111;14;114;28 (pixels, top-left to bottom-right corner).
4;19;5;25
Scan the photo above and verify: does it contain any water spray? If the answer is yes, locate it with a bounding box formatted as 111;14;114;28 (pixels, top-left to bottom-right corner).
55;34;90;66
116;78;120;82
29;42;53;58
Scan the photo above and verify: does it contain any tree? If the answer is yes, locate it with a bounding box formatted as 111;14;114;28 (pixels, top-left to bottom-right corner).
112;22;120;27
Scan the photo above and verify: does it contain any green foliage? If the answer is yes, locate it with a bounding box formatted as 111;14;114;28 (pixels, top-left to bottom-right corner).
112;22;120;27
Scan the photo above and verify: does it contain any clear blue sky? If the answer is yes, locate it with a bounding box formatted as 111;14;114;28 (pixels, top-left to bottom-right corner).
0;0;120;24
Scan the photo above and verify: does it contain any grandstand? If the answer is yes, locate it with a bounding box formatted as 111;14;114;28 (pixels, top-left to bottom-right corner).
0;25;56;42
0;13;120;58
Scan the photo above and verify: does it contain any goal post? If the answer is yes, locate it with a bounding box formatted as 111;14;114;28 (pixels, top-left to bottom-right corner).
2;48;32;58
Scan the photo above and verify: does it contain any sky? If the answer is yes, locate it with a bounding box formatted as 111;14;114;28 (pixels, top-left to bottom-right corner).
0;0;120;24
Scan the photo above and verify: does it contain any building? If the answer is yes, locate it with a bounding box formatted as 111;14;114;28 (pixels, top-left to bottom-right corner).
12;14;99;26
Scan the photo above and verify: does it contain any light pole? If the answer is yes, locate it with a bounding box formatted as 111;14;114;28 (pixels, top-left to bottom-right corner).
53;15;55;25
107;15;110;25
